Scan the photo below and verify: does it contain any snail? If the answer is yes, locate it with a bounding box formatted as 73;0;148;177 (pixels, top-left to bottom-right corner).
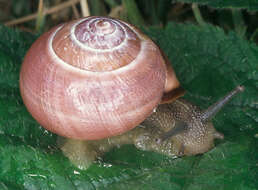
19;16;244;169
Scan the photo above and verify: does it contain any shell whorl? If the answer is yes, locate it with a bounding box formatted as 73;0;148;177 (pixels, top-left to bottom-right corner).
20;16;168;140
51;16;143;72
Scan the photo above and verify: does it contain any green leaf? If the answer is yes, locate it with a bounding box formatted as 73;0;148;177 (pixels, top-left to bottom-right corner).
122;0;145;26
174;0;258;10
0;23;257;189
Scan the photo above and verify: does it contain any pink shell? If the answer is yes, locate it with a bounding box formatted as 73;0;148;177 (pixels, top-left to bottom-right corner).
20;16;166;140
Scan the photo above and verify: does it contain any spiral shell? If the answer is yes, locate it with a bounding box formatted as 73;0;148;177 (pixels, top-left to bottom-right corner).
20;16;168;140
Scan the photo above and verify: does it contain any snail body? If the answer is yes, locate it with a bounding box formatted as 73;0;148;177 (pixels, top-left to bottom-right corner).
60;86;243;169
59;87;239;169
19;16;243;170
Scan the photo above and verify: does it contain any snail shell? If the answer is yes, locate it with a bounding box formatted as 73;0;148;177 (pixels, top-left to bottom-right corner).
20;16;179;140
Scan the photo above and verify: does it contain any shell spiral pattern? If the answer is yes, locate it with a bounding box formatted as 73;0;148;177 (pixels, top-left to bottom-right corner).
52;16;142;72
20;16;167;140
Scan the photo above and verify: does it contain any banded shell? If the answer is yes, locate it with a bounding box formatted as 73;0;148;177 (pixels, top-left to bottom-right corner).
20;16;178;140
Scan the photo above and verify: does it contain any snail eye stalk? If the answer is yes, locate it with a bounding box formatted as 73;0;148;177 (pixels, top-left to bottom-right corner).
160;120;188;142
201;86;244;122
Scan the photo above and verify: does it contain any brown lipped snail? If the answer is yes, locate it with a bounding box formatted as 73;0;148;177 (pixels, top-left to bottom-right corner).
19;16;244;169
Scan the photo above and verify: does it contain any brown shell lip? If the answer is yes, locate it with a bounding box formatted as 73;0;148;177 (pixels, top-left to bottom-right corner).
161;87;185;104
